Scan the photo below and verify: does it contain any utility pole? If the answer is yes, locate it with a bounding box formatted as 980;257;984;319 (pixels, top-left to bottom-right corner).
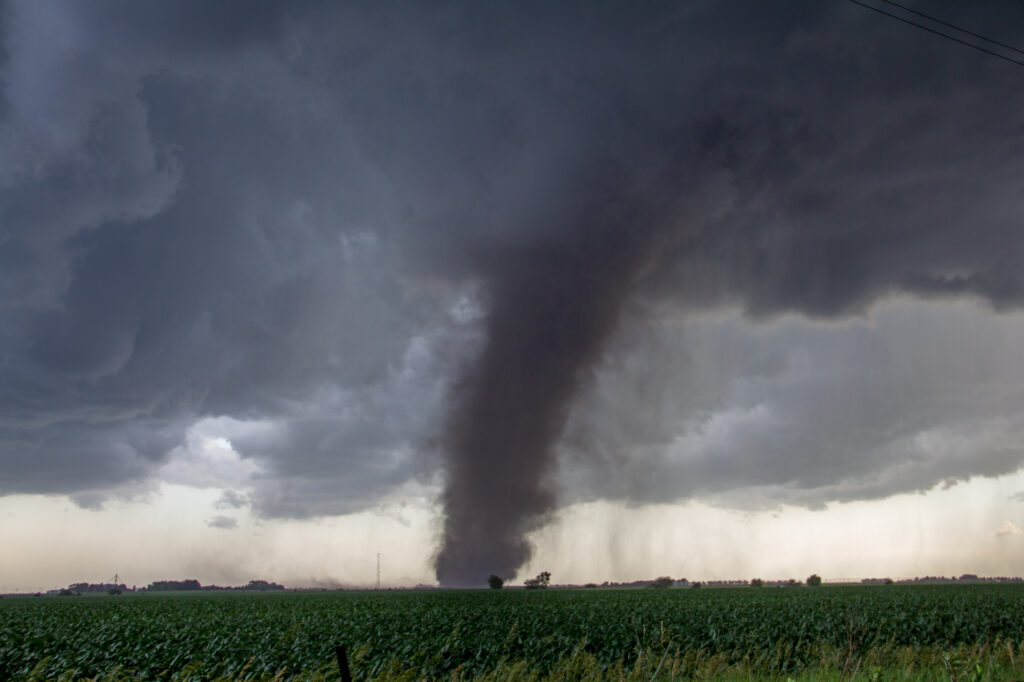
376;553;381;590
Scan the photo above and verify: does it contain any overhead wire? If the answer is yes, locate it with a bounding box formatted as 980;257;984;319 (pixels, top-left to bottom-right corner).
845;0;1024;68
876;0;1024;58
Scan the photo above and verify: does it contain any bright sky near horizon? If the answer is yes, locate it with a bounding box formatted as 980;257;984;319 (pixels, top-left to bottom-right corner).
3;1;1024;591
4;468;1024;593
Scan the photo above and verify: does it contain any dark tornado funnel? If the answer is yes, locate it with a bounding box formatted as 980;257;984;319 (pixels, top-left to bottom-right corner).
434;175;676;586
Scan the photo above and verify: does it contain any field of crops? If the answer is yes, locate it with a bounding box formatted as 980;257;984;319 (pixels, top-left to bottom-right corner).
3;583;1024;680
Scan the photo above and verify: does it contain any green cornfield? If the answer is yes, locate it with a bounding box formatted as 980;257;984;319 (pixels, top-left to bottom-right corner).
3;583;1024;681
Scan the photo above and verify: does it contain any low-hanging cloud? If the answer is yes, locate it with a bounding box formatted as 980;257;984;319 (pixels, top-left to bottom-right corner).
206;515;238;530
2;1;1024;584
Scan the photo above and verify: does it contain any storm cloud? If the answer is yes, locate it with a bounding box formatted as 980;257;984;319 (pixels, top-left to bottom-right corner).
1;1;1023;583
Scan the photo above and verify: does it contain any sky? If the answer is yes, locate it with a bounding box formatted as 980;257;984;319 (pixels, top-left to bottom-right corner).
2;0;1024;591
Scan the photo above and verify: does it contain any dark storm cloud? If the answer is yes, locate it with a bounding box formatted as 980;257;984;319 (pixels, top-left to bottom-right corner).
1;0;1024;582
0;417;184;497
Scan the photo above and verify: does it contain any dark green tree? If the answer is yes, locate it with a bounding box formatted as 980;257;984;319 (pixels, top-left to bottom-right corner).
524;571;551;589
806;574;822;587
487;574;504;589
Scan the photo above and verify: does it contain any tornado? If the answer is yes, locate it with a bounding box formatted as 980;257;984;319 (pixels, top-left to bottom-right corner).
434;169;681;586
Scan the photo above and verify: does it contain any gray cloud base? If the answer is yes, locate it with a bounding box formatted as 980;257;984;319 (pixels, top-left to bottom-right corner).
561;301;1024;509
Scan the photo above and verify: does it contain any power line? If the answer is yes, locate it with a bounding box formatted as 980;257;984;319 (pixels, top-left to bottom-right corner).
846;0;1024;68
877;0;1024;57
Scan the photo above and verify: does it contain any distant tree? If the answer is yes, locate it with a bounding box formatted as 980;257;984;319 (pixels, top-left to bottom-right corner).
524;571;551;589
690;581;703;589
148;579;202;591
487;574;504;590
107;587;122;595
244;580;285;591
806;574;822;587
649;576;674;588
750;578;764;588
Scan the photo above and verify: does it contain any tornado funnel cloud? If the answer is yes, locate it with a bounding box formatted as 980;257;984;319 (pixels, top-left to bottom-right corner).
434;183;674;587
